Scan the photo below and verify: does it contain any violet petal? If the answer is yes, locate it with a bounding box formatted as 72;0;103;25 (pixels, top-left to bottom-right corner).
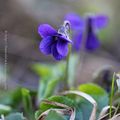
93;15;109;30
51;43;64;60
38;24;57;38
39;36;54;55
57;40;68;56
65;13;84;30
86;31;100;51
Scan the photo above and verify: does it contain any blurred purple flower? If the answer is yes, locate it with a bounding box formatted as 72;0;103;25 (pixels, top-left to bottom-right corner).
65;13;109;51
38;24;72;60
65;13;84;31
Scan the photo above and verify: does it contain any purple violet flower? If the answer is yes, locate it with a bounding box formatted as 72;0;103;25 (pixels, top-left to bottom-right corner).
65;13;84;31
38;22;72;60
65;13;108;51
85;16;100;50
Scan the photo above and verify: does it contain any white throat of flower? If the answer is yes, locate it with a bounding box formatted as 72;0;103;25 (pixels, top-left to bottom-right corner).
58;20;71;40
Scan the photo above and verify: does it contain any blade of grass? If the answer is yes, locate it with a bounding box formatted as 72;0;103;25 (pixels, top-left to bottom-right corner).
109;72;115;118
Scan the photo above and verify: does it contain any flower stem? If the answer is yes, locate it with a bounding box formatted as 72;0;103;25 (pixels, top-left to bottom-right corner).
109;72;115;118
64;44;71;90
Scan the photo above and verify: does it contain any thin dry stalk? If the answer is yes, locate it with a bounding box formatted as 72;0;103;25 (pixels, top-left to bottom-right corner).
98;106;116;120
109;113;120;120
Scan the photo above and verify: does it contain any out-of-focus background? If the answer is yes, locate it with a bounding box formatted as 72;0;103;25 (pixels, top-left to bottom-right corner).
0;0;120;90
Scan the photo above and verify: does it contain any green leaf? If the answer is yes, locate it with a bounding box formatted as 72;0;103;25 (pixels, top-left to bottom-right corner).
78;83;109;118
21;88;32;112
21;88;34;120
32;64;52;77
36;62;65;102
0;104;11;115
32;62;65;79
37;78;48;102
0;88;22;107
32;62;66;79
37;77;61;102
45;110;66;120
5;113;25;120
78;83;107;95
39;96;75;113
77;100;93;120
35;110;42;120
43;79;59;98
38;95;84;120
